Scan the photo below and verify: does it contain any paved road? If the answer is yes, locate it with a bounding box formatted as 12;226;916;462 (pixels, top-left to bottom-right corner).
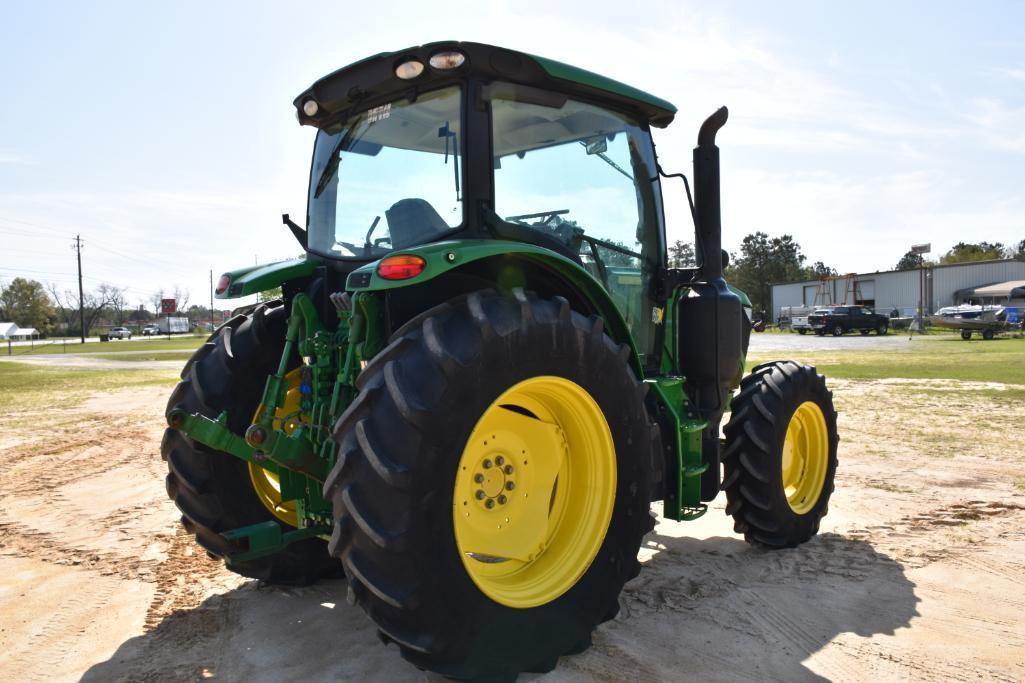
749;330;938;353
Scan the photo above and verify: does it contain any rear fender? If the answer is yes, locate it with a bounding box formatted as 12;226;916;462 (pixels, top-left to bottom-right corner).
345;240;644;376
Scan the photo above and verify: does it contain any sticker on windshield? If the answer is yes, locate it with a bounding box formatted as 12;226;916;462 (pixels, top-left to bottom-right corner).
367;103;391;123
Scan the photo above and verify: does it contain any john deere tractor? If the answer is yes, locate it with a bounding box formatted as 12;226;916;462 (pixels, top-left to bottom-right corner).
163;41;838;680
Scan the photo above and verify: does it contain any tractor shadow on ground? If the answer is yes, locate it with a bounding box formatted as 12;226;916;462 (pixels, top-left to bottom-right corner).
82;532;918;682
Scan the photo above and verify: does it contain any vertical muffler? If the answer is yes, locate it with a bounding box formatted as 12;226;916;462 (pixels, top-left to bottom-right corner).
677;106;744;501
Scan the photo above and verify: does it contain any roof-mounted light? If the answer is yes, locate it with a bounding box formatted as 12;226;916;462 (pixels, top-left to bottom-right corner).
395;59;425;80
429;51;466;70
302;99;319;117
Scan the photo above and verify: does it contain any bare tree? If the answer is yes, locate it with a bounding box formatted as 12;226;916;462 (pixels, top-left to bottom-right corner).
172;285;190;313
99;283;127;324
48;283;118;336
150;289;165;315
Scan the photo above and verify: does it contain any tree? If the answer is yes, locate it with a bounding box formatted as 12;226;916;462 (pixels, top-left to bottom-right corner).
668;240;696;268
149;289;165;315
0;278;55;333
939;241;1005;264
895;250;923;271
48;283;119;337
101;283;128;324
726;231;810;317
172;285;190;312
1010;239;1025;260
806;261;837;278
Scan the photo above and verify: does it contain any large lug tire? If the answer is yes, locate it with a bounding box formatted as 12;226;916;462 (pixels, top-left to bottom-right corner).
721;360;838;547
324;290;657;681
162;301;342;585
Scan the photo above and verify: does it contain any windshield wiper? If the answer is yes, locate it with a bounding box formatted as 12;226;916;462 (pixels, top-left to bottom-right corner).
313;116;367;199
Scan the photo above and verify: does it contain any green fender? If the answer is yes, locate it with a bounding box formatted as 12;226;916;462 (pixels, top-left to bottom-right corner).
346;240;644;376
215;259;317;299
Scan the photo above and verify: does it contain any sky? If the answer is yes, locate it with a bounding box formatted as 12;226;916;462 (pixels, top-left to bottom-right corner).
1;1;1023;311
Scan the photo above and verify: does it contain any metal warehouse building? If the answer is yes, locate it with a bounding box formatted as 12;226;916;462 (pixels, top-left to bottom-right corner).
770;259;1025;322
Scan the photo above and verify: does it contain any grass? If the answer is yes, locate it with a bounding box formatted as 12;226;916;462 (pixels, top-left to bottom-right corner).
749;335;1025;385
0;362;177;412
6;335;205;356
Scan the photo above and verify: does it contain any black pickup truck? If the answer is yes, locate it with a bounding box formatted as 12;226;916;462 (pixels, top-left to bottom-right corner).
808;306;889;336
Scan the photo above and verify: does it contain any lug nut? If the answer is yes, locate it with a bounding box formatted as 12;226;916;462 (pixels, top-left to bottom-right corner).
485;499;496;509
482;459;493;469
474;473;484;483
495;455;505;466
475;490;486;500
505;481;515;491
504;465;513;475
497;495;507;505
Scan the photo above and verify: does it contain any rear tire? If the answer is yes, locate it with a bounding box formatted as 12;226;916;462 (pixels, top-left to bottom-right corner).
162;301;342;585
797;328;807;335
876;322;888;335
832;324;845;336
722;361;838;547
982;329;995;340
325;290;656;681
961;329;972;340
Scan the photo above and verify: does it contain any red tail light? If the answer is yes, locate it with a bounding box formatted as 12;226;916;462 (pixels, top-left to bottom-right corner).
377;255;426;280
215;274;231;294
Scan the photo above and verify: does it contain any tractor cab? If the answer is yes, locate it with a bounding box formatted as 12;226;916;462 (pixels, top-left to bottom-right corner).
297;41;675;368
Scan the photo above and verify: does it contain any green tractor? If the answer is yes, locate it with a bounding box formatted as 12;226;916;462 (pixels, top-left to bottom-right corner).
163;41;838;681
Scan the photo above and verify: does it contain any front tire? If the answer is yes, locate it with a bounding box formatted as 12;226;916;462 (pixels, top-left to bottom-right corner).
162;301;342;584
797;328;807;335
961;329;972;340
722;361;838;547
324;290;656;681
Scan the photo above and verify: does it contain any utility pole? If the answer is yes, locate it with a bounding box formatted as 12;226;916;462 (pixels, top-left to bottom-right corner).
209;269;214;332
73;235;85;343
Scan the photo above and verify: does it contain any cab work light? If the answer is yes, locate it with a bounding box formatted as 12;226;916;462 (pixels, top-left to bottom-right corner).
429;51;466;70
378;254;426;280
395;60;425;80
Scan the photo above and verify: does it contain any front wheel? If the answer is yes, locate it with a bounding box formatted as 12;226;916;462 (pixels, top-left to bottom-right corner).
722;361;838;547
797;328;807;335
325;290;656;680
983;329;995;340
961;329;972;340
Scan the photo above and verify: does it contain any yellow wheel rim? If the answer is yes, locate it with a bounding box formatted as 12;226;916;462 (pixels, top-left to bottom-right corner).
781;401;829;514
453;376;616;609
247;368;304;527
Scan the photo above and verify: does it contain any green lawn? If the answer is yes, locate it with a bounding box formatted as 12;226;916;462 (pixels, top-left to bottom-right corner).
0;363;178;412
748;335;1025;385
6;335;206;356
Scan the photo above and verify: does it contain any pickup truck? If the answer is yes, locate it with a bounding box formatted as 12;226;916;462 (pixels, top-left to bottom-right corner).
808;306;889;336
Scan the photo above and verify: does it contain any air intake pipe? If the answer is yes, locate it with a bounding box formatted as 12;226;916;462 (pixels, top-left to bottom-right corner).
694;106;728;280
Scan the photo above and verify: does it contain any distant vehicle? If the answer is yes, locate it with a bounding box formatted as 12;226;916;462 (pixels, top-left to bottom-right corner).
142;324;161;336
778;305;815;334
108;326;132;340
928;305;1009;340
156;317;191;334
808;305;889;336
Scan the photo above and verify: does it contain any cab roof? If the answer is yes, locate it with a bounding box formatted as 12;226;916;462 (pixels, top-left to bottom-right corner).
293;41;677;129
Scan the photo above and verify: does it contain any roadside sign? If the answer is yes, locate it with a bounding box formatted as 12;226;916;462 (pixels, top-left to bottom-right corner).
161;298;177;314
911;243;931;254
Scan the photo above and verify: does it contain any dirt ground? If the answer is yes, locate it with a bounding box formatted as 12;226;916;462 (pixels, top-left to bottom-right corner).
2;376;1025;682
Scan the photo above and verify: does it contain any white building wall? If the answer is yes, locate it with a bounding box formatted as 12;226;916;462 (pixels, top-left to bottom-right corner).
769;260;1025;322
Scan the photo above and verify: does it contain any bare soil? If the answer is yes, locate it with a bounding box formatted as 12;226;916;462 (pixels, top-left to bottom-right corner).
1;380;1024;682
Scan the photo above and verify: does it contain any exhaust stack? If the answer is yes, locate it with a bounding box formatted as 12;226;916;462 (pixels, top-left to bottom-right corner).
693;106;729;281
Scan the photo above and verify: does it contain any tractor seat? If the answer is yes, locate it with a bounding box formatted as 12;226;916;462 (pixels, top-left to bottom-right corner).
385;198;450;250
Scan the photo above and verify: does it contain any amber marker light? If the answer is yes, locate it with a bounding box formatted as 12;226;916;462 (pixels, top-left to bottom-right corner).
377;255;426;280
215;274;231;294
